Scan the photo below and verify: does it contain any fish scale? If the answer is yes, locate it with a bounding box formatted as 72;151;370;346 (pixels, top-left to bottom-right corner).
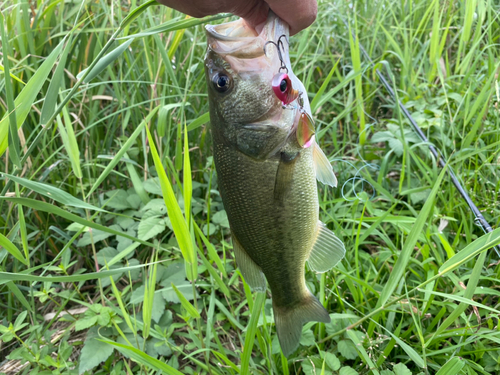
215;141;317;309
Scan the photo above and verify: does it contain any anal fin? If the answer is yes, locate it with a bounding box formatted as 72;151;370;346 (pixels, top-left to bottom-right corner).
232;233;267;292
308;221;345;273
313;142;337;187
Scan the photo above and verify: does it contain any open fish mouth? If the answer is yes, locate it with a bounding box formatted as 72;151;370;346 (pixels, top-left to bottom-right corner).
206;12;290;62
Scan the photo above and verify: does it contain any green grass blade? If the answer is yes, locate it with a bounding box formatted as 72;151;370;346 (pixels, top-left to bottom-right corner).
0;197;154;247
0;38;65;156
99;338;184;375
86;106;159;198
143;252;158;339
310;58;340;113
240;292;265;375
77;38;135;83
0;232;27;265
439;227;500;274
118;13;230;40
108;275;135;334
0;12;21;167
6;281;31;312
146;126;194;265
40;35;71;126
375;166;447;309
0;263;153;283
346;330;380;374
426;250;488;346
183;125;192;225
196;245;230;297
124;152;150;204
58;104;82;178
435;357;465;375
3;173;103;211
187;112;210;132
171;282;200;319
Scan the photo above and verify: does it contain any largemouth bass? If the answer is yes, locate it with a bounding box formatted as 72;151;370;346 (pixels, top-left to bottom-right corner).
204;12;345;356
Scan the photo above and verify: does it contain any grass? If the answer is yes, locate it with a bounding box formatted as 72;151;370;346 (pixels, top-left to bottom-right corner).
1;0;500;374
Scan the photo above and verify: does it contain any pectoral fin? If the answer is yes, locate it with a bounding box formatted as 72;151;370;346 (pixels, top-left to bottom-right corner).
307;221;345;273
232;233;267;292
312;142;337;187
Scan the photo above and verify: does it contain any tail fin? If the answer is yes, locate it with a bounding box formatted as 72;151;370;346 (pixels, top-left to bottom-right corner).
274;293;331;357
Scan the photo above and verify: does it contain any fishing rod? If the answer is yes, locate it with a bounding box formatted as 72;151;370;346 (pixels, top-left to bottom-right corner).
342;18;500;258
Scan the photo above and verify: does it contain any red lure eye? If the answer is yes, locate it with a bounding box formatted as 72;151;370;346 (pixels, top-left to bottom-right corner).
272;73;298;105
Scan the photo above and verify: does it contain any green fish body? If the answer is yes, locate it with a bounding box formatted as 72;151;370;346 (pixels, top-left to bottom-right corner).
205;12;345;356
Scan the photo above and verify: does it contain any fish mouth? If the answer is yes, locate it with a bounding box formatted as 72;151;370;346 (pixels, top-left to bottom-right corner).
205;11;290;60
205;11;312;116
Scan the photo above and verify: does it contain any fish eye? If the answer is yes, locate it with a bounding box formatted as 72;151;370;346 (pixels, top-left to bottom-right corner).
212;73;232;93
280;79;287;93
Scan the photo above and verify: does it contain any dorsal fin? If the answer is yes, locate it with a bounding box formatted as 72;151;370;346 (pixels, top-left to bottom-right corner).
312;142;337;187
307;221;345;273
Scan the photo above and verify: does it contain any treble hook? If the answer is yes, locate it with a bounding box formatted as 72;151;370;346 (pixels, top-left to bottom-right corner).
263;34;289;73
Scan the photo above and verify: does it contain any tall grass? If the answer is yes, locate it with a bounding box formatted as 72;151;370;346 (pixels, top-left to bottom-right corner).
1;0;500;374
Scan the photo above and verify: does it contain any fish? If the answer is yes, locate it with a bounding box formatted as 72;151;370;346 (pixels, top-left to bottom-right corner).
204;11;346;356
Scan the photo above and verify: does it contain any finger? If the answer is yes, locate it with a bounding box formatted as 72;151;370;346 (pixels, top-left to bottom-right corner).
266;0;317;35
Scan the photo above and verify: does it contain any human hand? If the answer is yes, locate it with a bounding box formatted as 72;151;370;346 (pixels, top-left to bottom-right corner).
155;0;317;35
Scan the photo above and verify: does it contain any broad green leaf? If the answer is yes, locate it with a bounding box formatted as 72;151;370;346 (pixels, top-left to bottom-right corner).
339;367;358;375
3;173;103;211
79;328;114;374
324;352;340;371
138;216;166;241
338;339;358;360
393;363;412;375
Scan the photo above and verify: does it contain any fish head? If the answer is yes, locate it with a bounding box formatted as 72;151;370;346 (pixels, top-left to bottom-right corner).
205;12;312;157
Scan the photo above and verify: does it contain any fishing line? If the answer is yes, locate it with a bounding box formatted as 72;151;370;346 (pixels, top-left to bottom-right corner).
331;121;379;202
341;17;500;257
